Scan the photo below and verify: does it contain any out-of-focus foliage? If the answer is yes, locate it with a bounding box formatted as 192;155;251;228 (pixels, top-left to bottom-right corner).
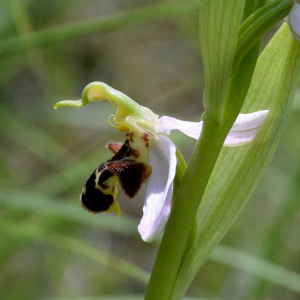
1;0;300;299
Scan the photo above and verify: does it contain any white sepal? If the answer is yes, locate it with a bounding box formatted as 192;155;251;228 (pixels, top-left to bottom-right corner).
224;110;268;146
138;135;177;242
156;110;268;146
156;116;203;139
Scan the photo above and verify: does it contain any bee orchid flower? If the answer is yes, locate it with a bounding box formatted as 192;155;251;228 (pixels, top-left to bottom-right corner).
54;82;268;242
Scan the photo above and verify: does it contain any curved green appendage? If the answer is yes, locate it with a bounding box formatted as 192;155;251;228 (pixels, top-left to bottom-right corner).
54;81;137;110
54;99;88;108
54;82;159;134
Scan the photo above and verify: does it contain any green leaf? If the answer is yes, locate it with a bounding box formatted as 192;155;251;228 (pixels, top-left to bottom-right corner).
199;0;245;121
174;23;300;297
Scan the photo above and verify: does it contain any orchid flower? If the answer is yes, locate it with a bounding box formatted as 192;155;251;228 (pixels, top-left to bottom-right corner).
54;82;268;242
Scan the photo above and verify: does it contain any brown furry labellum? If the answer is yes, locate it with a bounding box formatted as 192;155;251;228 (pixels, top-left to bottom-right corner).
80;138;152;214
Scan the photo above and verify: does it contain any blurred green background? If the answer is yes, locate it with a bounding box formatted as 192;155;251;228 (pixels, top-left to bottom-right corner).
1;0;300;299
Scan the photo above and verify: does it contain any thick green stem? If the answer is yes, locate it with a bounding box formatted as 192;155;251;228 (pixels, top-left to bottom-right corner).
145;116;230;300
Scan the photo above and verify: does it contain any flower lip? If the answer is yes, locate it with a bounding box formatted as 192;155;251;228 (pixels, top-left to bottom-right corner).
80;165;121;217
80;137;152;218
